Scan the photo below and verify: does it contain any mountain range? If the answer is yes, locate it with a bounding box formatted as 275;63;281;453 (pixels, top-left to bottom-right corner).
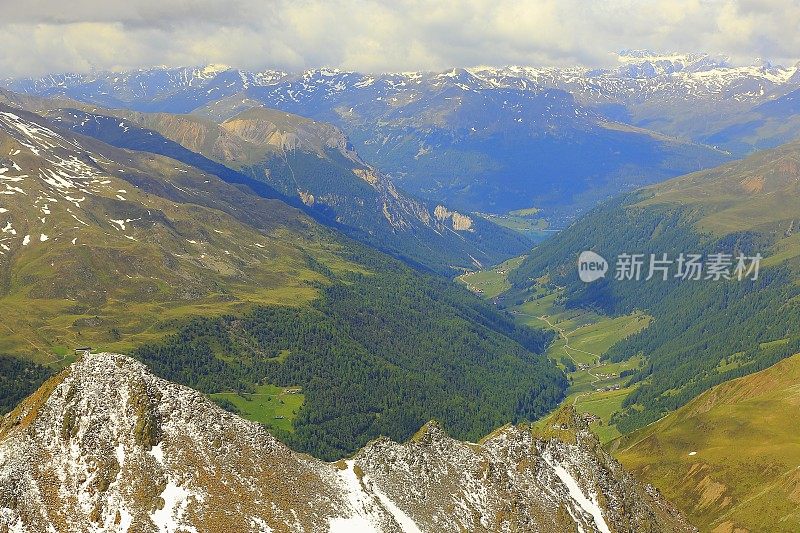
7;51;799;150
0;88;528;275
16;51;800;221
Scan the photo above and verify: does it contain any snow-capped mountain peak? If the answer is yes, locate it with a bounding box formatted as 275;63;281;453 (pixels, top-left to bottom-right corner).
6;51;800;113
616;49;730;73
198;63;232;77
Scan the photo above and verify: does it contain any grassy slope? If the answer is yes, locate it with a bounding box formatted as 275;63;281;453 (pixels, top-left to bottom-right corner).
634;139;800;237
457;255;525;298
613;353;800;533
0;222;339;365
475;212;551;240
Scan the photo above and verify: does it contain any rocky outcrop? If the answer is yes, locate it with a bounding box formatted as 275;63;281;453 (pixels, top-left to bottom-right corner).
434;204;474;231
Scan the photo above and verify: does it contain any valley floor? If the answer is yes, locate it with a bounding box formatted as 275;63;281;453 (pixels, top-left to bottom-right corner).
459;259;649;443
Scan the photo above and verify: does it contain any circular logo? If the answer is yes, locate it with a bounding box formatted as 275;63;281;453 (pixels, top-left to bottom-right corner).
578;251;608;282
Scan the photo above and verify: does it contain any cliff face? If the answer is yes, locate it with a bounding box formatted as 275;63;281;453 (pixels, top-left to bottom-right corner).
0;353;694;532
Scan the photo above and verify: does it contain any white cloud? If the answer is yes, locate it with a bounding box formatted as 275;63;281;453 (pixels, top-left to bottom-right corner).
1;0;798;77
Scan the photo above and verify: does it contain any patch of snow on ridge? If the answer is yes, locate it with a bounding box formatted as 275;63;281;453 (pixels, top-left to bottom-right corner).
367;480;422;533
117;507;133;532
149;442;165;465
331;460;381;531
149;480;197;533
115;443;125;468
249;517;274;533
543;452;610;533
328;516;376;533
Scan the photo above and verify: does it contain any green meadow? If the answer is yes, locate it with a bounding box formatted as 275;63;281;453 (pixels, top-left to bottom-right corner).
210;384;305;433
614;353;800;532
457;255;525;298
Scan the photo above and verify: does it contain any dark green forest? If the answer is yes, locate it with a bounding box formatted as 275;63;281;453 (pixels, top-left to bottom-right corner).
0;355;53;414
134;252;565;460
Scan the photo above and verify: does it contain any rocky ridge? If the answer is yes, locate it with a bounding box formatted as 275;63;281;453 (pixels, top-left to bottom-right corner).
0;353;695;532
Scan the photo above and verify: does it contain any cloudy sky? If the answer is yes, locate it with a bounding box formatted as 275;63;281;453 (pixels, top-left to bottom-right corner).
1;0;798;77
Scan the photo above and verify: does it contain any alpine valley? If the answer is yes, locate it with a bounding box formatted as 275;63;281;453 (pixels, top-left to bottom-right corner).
0;103;566;462
1;47;800;533
501;111;800;532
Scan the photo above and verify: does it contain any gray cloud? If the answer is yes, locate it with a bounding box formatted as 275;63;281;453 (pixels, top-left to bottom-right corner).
1;0;798;77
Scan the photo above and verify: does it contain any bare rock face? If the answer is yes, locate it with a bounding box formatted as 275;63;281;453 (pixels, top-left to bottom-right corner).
433;205;474;231
0;353;695;532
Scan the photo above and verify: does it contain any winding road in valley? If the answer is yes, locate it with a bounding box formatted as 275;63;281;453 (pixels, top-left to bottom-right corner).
514;310;603;406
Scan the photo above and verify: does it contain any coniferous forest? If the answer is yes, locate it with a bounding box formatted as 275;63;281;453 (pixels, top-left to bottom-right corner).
135;251;564;460
0;355;53;414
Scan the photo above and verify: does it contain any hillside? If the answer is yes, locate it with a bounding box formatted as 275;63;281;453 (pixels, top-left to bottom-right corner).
0;103;333;363
0;90;531;274
507;138;800;433
701;86;800;155
613;353;800;533
0;104;567;460
0;352;695;533
130;261;566;459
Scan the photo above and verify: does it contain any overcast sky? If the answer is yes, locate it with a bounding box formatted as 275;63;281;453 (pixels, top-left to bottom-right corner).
2;0;799;77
